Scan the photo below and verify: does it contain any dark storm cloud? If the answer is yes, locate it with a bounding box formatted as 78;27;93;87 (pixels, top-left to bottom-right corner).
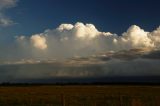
142;50;160;59
0;48;160;83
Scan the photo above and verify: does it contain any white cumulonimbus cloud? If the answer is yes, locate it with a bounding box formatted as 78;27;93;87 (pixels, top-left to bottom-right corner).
30;35;47;50
0;0;17;27
16;22;160;59
1;22;160;80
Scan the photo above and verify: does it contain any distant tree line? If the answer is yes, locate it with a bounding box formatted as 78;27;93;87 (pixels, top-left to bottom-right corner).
0;82;160;86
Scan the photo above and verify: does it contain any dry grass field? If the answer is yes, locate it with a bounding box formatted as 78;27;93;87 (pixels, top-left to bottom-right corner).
0;85;159;106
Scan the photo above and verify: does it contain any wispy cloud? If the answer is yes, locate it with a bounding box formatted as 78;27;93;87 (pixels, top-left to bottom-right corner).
0;0;18;27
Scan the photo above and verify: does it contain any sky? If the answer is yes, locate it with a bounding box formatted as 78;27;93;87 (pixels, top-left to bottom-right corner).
0;0;160;83
1;0;160;36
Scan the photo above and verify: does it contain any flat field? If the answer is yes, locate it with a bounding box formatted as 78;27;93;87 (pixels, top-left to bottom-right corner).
0;85;159;106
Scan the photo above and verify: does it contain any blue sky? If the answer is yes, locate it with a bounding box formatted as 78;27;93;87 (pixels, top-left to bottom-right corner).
1;0;160;39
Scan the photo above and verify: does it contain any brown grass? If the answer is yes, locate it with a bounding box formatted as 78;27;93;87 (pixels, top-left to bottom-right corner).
0;85;159;106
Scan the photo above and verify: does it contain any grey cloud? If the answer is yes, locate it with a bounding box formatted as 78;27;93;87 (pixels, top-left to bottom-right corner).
0;57;160;83
142;50;160;59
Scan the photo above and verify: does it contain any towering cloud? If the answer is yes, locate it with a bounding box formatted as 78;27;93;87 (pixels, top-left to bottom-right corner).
121;25;154;48
15;22;160;60
72;22;100;39
30;35;47;50
0;0;17;27
149;27;160;48
0;22;160;82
